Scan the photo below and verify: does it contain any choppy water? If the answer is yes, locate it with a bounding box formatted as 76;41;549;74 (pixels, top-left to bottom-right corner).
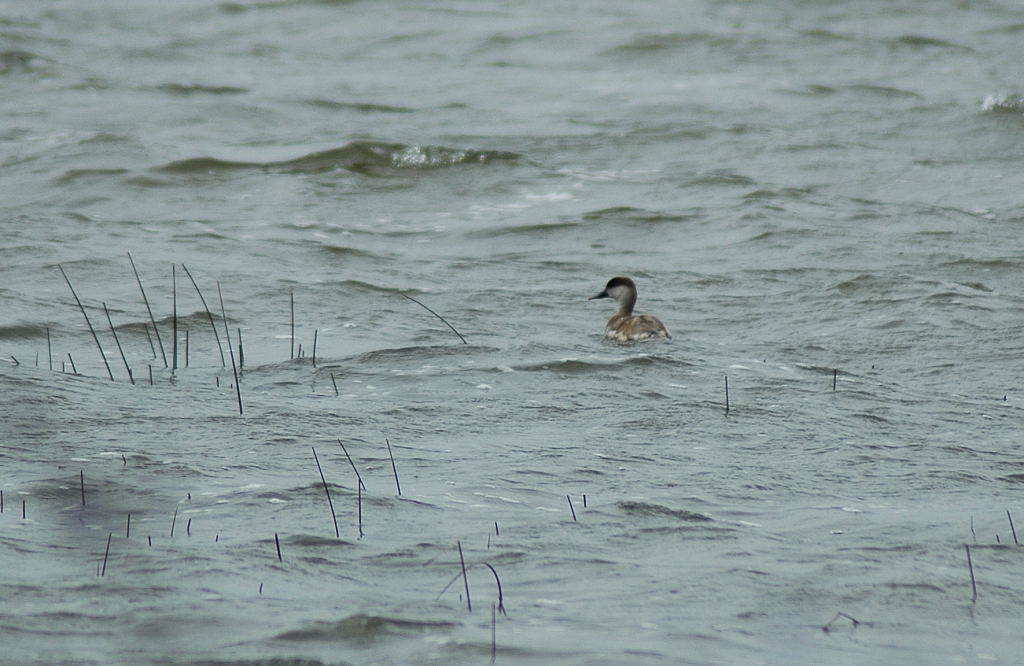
3;1;1024;664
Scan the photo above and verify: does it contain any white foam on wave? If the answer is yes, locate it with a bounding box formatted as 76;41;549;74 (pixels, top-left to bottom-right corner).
982;93;1024;112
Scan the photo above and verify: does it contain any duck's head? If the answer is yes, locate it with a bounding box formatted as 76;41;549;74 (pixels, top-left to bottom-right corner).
589;276;636;303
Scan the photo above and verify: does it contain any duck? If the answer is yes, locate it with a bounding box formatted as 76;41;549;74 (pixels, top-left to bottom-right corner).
589;276;671;342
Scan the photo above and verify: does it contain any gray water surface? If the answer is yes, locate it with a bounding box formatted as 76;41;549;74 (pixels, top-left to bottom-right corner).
3;1;1024;664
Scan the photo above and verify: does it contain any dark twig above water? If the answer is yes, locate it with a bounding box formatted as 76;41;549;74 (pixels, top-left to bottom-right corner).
400;293;467;344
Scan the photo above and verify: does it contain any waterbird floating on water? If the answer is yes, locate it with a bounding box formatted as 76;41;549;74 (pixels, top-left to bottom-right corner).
589;276;671;342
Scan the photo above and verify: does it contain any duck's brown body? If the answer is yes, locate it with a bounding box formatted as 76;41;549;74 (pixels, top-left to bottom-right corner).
589;276;671;342
603;312;671;341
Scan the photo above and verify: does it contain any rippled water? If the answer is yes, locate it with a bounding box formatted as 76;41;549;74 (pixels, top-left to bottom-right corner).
3;1;1024;664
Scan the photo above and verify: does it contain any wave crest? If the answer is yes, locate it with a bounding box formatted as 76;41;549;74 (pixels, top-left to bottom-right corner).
275;613;456;641
155;140;519;175
982;94;1024;113
618;501;712;521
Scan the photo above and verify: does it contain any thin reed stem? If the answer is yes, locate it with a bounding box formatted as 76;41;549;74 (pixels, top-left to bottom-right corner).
482;562;507;615
312;447;340;538
58;264;114;381
100;532;112;577
1007;510;1018;546
386;437;401;496
144;323;156;358
965;543;977;603
181;263;226;367
80;470;86;506
458;540;472;612
46;327;52;370
566;495;577;521
103;302;134;384
401;292;467;344
216;282;243;415
128;252;167;367
172;264;178;371
313;329;318;367
290;291;295;360
358;483;364;538
275;533;282;561
338;439;366;491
